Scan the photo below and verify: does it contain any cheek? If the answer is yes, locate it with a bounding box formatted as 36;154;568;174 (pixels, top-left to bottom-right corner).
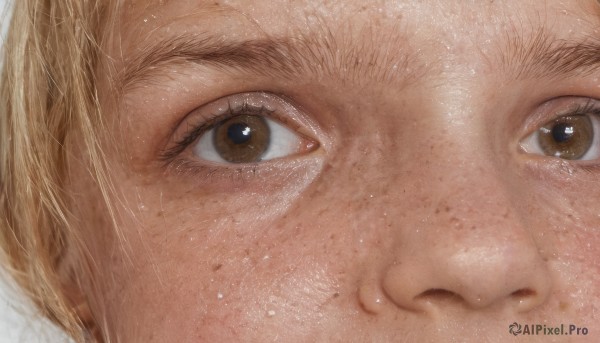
517;167;600;318
89;157;366;340
103;210;356;341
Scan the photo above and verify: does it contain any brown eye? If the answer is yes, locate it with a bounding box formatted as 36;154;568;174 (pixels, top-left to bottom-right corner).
537;115;593;160
213;115;270;163
193;111;316;164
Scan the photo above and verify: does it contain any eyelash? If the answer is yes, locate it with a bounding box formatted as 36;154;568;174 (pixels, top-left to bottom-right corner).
161;101;277;162
564;100;600;118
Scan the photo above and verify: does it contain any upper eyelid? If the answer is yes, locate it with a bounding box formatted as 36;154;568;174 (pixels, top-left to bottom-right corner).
558;99;598;117
160;100;288;162
540;101;600;128
519;98;600;138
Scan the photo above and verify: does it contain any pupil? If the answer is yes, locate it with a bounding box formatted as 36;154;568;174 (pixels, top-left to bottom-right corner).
227;123;252;144
213;114;270;163
551;123;574;143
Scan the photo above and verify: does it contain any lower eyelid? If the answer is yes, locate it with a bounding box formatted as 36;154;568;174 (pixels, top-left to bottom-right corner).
165;155;323;190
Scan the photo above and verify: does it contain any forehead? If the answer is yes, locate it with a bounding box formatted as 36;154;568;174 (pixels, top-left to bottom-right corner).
119;0;600;37
114;0;600;74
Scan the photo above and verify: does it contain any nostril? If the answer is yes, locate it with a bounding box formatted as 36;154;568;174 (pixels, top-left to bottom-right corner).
511;288;541;312
415;289;464;303
511;288;536;298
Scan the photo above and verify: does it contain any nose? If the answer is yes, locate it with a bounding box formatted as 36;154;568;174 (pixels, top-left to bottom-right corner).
380;167;552;314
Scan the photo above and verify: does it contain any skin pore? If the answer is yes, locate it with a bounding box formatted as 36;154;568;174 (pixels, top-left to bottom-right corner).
67;0;600;341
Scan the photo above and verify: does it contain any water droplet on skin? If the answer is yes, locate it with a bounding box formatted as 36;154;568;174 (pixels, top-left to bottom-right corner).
143;18;148;23
267;310;276;317
217;292;224;300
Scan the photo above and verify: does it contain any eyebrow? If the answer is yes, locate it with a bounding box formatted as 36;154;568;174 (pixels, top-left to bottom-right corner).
499;28;600;79
116;31;421;91
117;27;600;91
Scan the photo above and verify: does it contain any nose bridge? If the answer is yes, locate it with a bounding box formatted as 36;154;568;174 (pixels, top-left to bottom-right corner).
370;121;552;314
427;158;515;238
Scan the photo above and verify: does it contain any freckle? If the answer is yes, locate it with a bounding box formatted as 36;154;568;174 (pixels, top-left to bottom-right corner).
330;234;336;240
435;208;440;214
332;292;340;299
559;301;569;311
156;210;164;217
471;225;476;230
212;264;223;272
445;206;451;212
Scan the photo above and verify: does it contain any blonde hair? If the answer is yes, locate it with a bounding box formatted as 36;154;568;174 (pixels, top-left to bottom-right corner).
0;0;112;341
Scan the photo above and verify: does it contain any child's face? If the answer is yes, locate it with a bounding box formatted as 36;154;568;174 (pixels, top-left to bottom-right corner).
73;0;600;341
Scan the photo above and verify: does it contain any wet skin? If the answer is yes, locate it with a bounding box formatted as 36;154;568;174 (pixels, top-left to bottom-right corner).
67;0;600;342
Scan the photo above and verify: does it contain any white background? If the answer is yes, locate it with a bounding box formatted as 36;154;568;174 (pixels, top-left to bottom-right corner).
1;0;72;341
